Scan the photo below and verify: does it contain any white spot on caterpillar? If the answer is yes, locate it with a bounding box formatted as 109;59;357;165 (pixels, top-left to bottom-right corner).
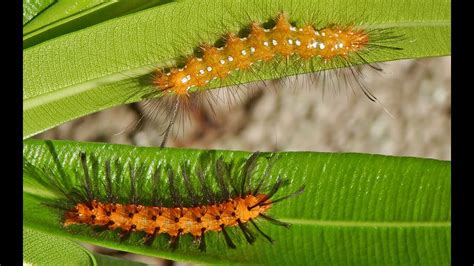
321;32;326;36
241;49;247;55
197;58;203;61
220;59;226;64
228;56;234;62
295;39;301;46
181;75;191;84
263;41;269;46
290;26;297;31
319;43;326;49
308;40;318;49
250;47;256;53
207;66;213;72
264;29;271;32
315;31;320;36
272;39;278;46
199;69;205;75
287;39;294;45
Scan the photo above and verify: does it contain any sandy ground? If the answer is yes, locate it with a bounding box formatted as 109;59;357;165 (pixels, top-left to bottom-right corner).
35;56;451;264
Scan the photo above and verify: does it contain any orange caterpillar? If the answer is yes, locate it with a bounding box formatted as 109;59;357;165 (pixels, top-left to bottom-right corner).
154;13;369;96
149;13;400;147
65;194;271;248
53;152;305;251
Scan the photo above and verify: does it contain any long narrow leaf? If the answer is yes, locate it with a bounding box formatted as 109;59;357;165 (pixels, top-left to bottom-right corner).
23;139;451;265
23;0;450;138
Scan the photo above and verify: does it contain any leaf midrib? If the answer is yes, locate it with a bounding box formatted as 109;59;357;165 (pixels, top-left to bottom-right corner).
366;20;450;28
23;67;150;110
281;218;450;227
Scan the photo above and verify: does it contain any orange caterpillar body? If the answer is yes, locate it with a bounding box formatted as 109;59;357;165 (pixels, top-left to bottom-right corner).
53;152;305;251
148;13;402;147
65;194;271;237
153;13;369;96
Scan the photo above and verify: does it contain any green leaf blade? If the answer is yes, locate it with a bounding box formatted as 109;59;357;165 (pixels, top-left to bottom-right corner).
23;0;171;48
23;227;96;265
23;0;56;26
23;0;450;138
23;139;451;265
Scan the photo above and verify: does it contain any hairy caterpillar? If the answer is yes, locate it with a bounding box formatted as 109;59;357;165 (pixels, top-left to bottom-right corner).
140;12;402;147
24;151;304;251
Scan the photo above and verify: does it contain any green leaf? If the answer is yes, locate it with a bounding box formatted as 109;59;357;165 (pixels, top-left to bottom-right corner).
24;0;106;36
23;0;451;139
24;227;148;265
23;227;96;265
23;0;171;48
23;139;451;265
23;0;56;25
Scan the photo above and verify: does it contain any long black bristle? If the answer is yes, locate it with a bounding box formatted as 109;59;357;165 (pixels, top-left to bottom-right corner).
241;152;260;196
92;225;111;234
33;165;75;203
40;201;70;212
167;166;181;207
119;230;131;241
90;156;100;198
197;234;206;252
129;166;138;204
249;176;284;209
143;234;155;246
151;165;162;206
258;185;306;207
196;167;215;203
215;158;230;199
259;213;291;228
104;160;115;202
79;152;94;202
113;159;124;196
355;53;383;71
169;235;179;250
253;154;278;195
250;219;274;244
160;100;180;148
181;163;197;206
237;219;256;244
252;178;266;196
220;225;236;249
264;176;284;199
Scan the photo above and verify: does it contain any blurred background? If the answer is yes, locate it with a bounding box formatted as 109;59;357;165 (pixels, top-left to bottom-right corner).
36;57;451;159
34;56;451;264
